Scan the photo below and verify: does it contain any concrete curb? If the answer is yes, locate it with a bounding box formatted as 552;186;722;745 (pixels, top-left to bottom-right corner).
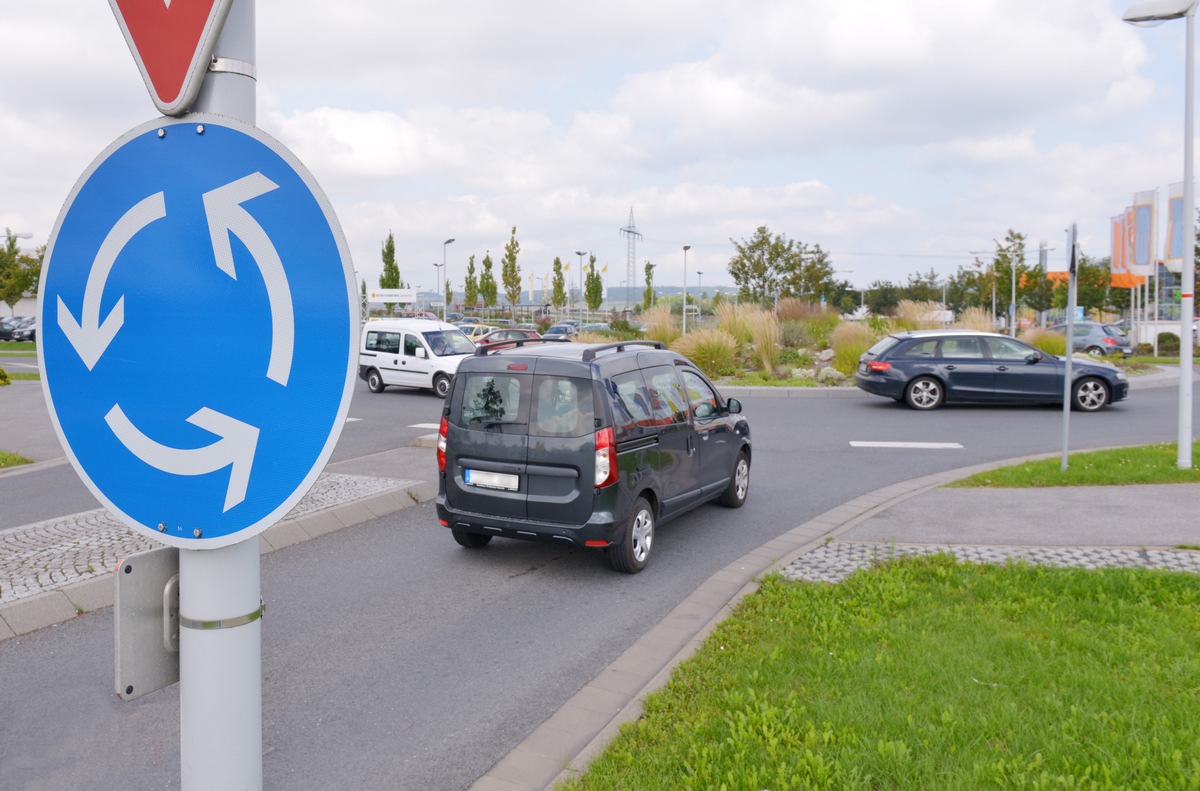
0;479;439;643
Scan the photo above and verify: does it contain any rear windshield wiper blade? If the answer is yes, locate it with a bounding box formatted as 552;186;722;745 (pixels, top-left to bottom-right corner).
483;420;527;429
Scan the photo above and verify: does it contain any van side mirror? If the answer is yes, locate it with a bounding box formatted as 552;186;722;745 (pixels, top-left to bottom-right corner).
726;398;742;414
416;347;427;359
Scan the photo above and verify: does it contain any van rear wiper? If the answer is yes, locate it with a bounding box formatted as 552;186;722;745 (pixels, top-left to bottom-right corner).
484;420;527;429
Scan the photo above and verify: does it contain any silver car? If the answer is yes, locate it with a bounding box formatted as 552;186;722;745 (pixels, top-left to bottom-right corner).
1048;322;1132;357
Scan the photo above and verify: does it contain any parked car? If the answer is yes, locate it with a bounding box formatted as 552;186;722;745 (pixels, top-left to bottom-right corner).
460;324;499;341
581;323;612;333
1047;322;1132;357
436;340;751;573
0;316;31;341
357;318;475;397
453;317;481;328
543;323;578;338
9;318;36;343
475;328;542;346
854;329;1129;412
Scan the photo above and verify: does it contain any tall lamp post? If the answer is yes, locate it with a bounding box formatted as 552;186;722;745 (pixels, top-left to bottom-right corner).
682;245;691;334
575;250;587;322
1124;0;1197;469
441;237;455;321
432;263;444;319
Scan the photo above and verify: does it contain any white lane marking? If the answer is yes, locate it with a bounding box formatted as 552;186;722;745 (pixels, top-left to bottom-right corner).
410;423;441;429
345;417;362;423
850;441;963;449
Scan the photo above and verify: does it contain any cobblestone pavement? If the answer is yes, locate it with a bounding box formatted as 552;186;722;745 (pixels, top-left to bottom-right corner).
781;540;1200;584
0;472;402;605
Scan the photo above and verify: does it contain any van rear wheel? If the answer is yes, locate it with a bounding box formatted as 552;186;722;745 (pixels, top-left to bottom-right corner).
366;369;385;393
608;497;654;574
451;528;492;548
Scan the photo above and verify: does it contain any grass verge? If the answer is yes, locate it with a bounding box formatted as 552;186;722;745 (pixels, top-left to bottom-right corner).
947;441;1200;488
6;372;39;381
0;450;33;469
0;341;36;353
561;558;1200;790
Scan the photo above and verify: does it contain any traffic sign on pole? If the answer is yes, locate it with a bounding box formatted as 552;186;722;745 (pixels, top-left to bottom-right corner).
39;114;358;549
109;0;233;116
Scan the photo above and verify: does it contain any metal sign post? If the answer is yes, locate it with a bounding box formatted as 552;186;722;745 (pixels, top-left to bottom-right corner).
39;1;357;788
1061;223;1078;472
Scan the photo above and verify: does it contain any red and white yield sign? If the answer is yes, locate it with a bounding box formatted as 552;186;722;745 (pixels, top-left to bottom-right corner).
109;0;233;116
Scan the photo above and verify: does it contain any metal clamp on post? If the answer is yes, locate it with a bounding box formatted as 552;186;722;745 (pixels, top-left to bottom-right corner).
179;600;266;631
209;56;257;80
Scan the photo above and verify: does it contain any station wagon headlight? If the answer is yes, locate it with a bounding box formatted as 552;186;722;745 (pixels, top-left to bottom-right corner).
1115;371;1128;381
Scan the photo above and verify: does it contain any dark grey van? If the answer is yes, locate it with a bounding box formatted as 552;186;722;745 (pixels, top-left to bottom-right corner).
435;340;751;573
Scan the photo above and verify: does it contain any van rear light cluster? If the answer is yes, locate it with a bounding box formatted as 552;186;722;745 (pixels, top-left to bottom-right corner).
437;417;448;471
594;427;618;488
867;360;891;372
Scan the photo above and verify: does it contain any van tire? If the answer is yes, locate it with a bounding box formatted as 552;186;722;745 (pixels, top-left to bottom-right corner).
608;497;654;574
452;528;492;548
433;373;452;399
719;451;750;508
366;369;385;393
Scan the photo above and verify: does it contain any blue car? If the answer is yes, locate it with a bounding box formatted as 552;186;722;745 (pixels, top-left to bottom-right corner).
855;329;1129;412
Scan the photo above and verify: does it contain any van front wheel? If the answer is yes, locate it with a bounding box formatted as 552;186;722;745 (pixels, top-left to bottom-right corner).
366;369;385;393
433;373;452;398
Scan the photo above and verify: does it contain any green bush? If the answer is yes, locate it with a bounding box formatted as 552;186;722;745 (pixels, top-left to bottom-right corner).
608;318;642;338
670;329;738;378
1158;332;1181;355
778;319;807;349
1022;328;1067;357
0;366;8;386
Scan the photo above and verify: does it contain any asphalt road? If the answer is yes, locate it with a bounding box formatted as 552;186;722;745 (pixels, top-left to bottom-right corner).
1;380;1196;790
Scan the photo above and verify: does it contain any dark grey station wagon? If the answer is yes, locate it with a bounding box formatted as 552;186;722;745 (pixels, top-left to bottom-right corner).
435;340;752;573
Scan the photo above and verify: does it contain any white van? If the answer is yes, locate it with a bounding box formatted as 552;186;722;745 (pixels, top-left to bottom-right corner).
358;319;475;397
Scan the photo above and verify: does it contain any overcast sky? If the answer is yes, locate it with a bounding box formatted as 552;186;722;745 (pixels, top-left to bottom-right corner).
2;0;1194;296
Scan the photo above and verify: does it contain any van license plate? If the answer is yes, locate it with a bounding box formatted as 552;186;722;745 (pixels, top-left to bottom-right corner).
464;469;519;491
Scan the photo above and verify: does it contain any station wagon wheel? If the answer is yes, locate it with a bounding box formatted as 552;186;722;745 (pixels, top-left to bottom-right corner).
904;376;944;410
1085;346;1104;357
451;528;492;548
433;373;452;399
1072;377;1109;412
608;497;654;574
366;368;385;393
719;451;750;508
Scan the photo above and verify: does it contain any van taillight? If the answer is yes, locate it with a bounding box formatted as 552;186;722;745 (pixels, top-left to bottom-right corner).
867;360;890;372
437;417;448;471
594;427;617;488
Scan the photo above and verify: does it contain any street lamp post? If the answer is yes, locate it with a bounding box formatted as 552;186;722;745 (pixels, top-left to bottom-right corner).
575;250;586;322
1124;0;1197;469
646;262;656;308
432;263;444;319
697;271;703;322
441;238;455;322
682;245;691;334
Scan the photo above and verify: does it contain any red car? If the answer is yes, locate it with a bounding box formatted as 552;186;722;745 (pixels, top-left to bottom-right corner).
475;328;542;348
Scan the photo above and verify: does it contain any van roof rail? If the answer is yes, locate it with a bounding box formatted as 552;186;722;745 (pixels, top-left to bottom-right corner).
581;340;666;362
473;337;571;356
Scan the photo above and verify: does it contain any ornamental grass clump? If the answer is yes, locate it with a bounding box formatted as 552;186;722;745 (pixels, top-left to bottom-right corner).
671;329;738;378
0;366;9;386
953;306;994;332
831;321;878;375
642;303;678;345
892;299;943;331
744;308;780;374
713;302;753;344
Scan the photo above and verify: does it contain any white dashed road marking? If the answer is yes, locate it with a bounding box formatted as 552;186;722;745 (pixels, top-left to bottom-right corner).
850;441;963;449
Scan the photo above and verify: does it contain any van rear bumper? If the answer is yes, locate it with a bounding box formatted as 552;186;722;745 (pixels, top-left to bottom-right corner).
435;495;624;547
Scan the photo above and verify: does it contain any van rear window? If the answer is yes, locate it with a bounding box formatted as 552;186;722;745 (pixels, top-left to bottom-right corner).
457;373;593;438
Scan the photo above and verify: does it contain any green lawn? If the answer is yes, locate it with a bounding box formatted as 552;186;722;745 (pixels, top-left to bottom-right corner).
0;341;36;353
948;441;1200;488
561;559;1200;790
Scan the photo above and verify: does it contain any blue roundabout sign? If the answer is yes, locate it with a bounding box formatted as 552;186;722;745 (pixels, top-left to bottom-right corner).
39;115;358;548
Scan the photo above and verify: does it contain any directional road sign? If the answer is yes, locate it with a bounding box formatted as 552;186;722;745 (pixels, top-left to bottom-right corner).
109;0;233;116
39;115;358;549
